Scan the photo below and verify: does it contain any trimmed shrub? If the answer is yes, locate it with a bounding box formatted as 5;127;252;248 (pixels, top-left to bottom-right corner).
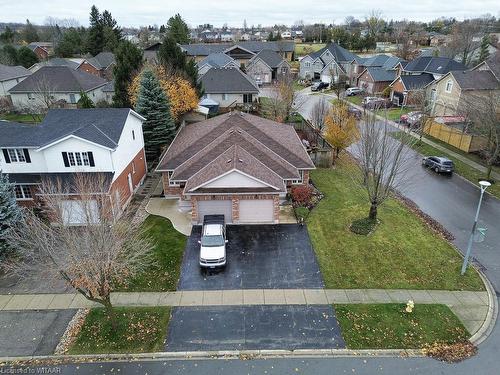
291;185;313;206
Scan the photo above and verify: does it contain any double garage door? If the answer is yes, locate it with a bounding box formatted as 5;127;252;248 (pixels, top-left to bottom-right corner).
197;199;274;224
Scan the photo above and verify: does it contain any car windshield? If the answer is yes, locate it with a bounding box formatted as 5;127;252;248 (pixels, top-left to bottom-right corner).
201;235;224;247
442;161;453;166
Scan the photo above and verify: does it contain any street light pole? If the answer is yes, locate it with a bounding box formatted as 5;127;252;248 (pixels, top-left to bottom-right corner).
461;180;491;275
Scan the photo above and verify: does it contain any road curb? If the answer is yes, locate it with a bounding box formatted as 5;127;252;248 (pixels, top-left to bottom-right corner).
469;269;498;346
0;348;426;364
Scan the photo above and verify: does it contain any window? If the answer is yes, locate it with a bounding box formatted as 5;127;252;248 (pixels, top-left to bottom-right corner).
222;93;228;100
243;94;253;103
6;148;26;163
132;130;135;140
431;89;437;102
64;152;93;167
445;80;453;93
14;185;33;200
305;62;311;68
281;67;287;74
291;171;304;185
69;94;76;104
168;171;180;187
27;93;35;100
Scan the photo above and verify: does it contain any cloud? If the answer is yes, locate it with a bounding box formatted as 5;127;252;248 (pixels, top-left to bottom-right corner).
0;0;498;27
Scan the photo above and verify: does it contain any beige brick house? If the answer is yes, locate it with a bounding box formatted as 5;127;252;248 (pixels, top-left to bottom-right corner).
156;112;315;224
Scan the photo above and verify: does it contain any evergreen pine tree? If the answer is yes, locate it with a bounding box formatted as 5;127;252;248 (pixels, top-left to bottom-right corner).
113;40;143;108
77;91;95;108
477;35;491;64
135;69;176;160
0;173;23;258
166;14;190;44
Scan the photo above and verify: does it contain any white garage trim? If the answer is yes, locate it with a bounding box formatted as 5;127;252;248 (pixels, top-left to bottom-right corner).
197;200;232;224
239;199;274;223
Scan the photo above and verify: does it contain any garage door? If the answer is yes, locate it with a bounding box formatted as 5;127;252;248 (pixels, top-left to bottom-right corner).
197;200;232;224
239;199;274;223
60;200;100;225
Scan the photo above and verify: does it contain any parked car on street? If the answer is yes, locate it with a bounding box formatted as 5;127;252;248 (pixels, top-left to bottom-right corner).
348;106;362;119
345;87;364;96
311;81;329;92
400;111;423;128
362;96;390;109
422;156;454;174
199;215;227;268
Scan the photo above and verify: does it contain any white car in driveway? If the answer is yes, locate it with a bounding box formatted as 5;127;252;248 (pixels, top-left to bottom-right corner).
199;215;227;268
345;87;364;96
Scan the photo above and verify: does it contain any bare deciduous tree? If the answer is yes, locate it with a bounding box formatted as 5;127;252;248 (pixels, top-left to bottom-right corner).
444;20;482;66
354;113;415;220
463;92;500;179
261;74;305;123
310;97;330;131
3;173;154;326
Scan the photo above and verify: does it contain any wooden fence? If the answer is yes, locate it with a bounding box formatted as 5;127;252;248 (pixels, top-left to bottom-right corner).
423;120;488;153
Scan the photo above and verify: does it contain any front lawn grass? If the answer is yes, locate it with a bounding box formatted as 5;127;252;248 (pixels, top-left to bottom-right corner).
295;43;326;56
335;304;469;349
122;215;187;291
0;112;44;123
391;132;500;200
375;107;411;122
308;156;484;290
345;96;362;106
68;307;170;354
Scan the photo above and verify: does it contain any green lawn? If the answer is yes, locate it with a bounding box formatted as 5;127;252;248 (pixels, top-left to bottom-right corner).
122;215;187;292
307;157;484;290
345;96;362;106
391;132;500;200
0;113;44;123
335;304;469;349
295;43;326;56
375;107;411;122
68;307;170;354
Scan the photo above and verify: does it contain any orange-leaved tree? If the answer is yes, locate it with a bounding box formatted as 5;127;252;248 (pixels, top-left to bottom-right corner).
128;64;198;120
324;103;359;165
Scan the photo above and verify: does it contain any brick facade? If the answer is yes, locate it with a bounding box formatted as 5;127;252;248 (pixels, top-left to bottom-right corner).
78;62;114;80
109;148;147;211
161;172;184;196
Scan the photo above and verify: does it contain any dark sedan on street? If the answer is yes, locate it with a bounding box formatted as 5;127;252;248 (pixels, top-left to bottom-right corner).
422;156;454;174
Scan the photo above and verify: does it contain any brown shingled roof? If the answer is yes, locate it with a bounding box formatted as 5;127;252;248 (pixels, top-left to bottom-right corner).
157;112;314;196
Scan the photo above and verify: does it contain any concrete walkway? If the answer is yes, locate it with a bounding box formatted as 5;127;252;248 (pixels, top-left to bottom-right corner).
145;197;192;235
0;289;489;335
340;97;500;181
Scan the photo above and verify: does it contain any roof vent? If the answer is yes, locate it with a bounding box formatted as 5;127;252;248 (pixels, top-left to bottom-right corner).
238;158;244;163
226;159;232;163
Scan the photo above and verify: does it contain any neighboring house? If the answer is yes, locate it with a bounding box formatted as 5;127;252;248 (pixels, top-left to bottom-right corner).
0;108;147;224
357;67;398;95
78;52;116;80
200;67;259;108
102;80;115;103
180;41;296;62
29;57;80;73
8;66;108;111
197;53;239;76
144;42;162;63
426;53;500;116
27;42;54;60
468;43;498;65
299;43;358;83
389;74;435;106
400;56;466;80
155;112;315;224
246;49;291;84
0;64;31;96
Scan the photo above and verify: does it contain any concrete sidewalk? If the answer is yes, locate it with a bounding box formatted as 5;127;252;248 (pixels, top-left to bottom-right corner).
0;289;489;335
340;97;500;181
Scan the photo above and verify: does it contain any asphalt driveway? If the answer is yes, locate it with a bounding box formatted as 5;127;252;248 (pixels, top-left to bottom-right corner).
177;224;324;290
165;305;345;351
0;310;75;356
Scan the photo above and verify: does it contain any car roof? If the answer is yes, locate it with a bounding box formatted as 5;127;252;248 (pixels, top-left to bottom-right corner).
203;224;223;236
431;156;453;162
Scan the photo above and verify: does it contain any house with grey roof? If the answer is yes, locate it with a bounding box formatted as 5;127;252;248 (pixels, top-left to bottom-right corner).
78;52;116;80
156;112;314;224
197;53;239;76
245;49;291;84
27;42;53;60
0;108;147;224
200;67;259;108
29;57;81;73
8;66;109;112
0;64;31;96
180;41;296;62
389;73;435;106
426;62;499;116
357;66;398;94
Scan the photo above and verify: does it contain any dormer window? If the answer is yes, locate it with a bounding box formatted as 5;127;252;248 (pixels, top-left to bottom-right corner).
2;148;31;163
445;80;453;93
62;151;95;167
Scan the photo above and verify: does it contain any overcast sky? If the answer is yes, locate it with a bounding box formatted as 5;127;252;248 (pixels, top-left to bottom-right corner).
1;0;499;27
